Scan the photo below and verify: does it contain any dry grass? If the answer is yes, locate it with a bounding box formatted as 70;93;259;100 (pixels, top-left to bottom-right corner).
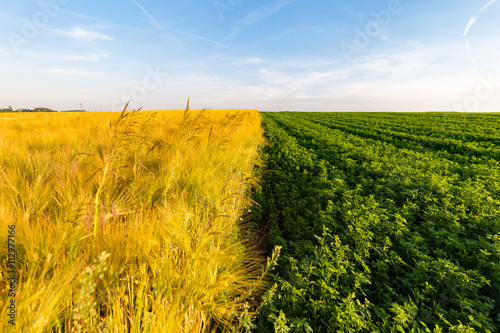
0;105;269;332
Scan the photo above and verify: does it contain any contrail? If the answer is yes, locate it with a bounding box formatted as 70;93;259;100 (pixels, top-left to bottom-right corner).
131;0;233;50
172;30;235;51
463;0;498;64
56;8;106;23
131;0;180;43
132;0;233;50
221;0;296;43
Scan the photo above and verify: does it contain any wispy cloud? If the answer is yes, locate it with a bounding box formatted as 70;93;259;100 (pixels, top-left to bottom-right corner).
180;45;469;109
56;8;107;23
279;58;340;69
356;52;430;78
242;0;295;25
14;51;110;62
44;68;104;78
54;26;114;42
256;67;348;97
57;8;156;33
463;0;498;64
216;55;268;66
223;0;296;41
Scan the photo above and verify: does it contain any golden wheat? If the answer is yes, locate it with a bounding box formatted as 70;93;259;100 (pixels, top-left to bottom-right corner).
0;107;267;332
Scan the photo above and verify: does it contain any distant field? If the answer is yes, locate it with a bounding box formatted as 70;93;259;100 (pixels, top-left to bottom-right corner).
0;109;267;332
253;112;500;332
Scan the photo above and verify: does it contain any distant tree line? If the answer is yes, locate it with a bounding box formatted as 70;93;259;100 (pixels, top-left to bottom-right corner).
0;106;84;112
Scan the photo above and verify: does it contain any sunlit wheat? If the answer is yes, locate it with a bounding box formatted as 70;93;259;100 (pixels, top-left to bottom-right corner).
0;104;269;332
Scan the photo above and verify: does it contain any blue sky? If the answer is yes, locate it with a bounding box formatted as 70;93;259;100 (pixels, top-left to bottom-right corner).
1;0;499;111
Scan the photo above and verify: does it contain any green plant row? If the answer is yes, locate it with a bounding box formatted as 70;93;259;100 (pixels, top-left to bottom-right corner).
252;112;500;332
303;112;500;144
297;112;500;163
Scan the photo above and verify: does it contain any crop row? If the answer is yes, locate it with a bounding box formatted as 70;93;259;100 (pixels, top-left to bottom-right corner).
253;112;500;332
298;112;500;162
304;112;500;149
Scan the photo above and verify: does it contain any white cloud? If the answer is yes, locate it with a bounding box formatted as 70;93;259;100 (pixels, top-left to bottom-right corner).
54;26;114;42
11;51;110;62
59;53;110;62
215;55;268;66
256;67;348;97
279;58;340;68
144;43;485;111
45;68;104;78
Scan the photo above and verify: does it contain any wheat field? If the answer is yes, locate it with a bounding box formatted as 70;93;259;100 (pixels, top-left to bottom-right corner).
0;106;271;332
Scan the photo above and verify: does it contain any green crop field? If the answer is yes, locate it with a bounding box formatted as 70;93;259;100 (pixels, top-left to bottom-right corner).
251;112;500;332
